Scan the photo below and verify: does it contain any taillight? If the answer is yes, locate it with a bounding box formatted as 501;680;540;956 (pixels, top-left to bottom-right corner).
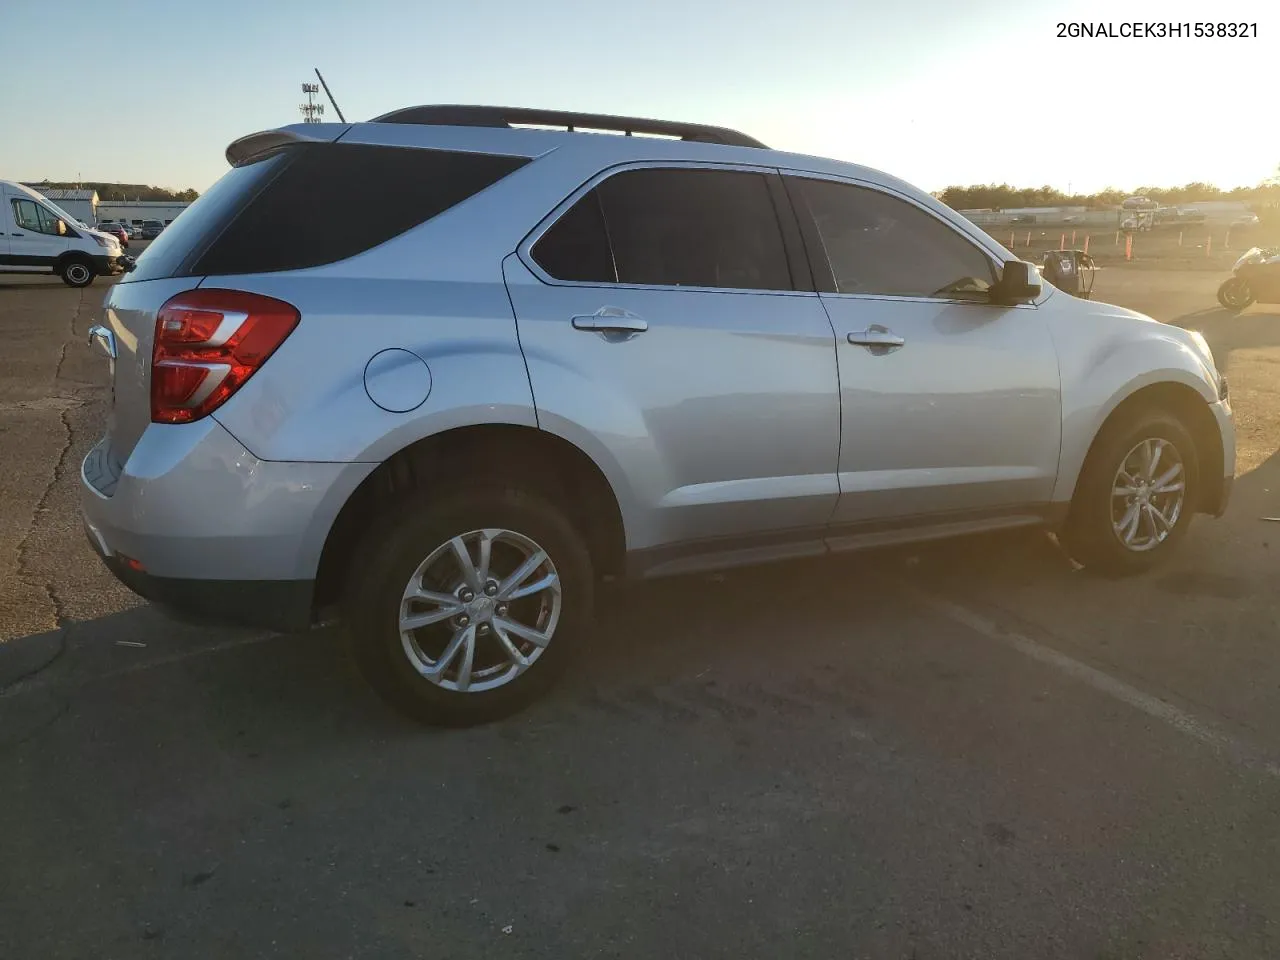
151;289;298;424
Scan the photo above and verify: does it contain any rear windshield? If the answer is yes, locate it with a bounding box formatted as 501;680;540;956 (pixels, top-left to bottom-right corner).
125;141;529;282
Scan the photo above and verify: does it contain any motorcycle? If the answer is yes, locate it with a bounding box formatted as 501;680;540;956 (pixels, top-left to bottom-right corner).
1217;246;1280;311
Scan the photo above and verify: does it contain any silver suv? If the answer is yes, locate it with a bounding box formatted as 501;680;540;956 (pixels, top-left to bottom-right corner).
82;106;1235;725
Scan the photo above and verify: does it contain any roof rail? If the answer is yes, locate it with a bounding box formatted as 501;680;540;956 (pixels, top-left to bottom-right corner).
368;104;768;149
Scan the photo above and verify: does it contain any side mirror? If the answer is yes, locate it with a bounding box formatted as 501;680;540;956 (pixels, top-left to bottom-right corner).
991;259;1042;305
56;219;68;237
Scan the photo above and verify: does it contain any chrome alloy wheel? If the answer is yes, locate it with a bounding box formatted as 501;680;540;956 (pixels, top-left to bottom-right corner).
1110;438;1186;552
398;528;562;692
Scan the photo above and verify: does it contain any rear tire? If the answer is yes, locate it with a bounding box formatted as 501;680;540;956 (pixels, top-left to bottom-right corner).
343;486;594;726
60;259;95;288
1063;410;1199;576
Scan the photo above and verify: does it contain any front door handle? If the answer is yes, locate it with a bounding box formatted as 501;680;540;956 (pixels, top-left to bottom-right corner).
847;326;905;351
572;306;648;335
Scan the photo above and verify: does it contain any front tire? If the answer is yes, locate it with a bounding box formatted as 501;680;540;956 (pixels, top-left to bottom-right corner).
1063;411;1198;576
1217;277;1254;312
60;259;95;288
343;486;594;726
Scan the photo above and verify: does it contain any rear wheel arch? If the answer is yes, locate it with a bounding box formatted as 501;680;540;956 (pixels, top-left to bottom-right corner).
314;424;627;614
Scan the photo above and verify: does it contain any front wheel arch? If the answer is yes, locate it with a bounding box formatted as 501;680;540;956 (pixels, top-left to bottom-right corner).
55;254;96;287
1070;382;1223;520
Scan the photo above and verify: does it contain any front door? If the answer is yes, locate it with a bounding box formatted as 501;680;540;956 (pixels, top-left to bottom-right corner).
505;164;842;553
6;193;69;269
784;174;1062;527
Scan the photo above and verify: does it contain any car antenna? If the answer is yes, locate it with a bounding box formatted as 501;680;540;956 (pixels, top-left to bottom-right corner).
314;68;346;123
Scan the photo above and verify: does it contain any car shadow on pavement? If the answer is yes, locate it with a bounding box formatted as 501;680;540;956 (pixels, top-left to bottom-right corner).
4;458;1270;750
0;523;1077;750
4;295;1276;740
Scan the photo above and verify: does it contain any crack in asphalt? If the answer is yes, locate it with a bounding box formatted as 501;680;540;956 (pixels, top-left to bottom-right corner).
7;290;86;686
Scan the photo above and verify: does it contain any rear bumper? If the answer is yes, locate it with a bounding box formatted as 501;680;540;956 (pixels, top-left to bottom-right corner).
79;417;376;631
95;541;314;632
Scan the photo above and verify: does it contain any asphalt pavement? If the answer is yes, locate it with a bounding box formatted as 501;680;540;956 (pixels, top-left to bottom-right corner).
2;265;1278;959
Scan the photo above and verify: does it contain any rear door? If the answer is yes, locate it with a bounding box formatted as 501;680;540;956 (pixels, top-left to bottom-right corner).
505;163;842;552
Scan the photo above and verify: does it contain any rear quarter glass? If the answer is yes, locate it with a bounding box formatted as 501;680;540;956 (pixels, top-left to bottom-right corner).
188;143;529;276
123;151;289;284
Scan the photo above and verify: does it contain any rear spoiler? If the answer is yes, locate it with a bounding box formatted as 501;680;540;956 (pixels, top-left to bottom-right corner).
224;123;351;167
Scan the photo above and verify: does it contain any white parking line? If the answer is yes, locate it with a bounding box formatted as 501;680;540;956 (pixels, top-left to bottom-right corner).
908;586;1280;779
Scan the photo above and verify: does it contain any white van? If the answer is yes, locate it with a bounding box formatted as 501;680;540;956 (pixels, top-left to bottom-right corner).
1;180;128;287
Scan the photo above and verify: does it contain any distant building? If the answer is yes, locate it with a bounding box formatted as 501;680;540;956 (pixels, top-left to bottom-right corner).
96;200;192;227
31;187;98;224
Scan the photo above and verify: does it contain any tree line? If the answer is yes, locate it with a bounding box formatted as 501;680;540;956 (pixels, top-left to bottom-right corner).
939;169;1280;212
27;181;199;202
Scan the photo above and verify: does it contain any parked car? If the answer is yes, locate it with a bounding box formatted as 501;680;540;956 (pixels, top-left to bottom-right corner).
95;222;130;248
1231;212;1261;230
81;105;1236;725
0;179;127;286
139;219;165;240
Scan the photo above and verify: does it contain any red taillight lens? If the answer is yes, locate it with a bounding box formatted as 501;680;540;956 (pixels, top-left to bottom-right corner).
151;289;299;424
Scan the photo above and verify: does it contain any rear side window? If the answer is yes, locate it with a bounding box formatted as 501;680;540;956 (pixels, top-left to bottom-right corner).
192;144;529;276
530;191;615;283
532;167;793;292
791;177;996;300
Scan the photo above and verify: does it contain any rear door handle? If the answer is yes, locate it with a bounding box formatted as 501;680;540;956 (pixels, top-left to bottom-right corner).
847;326;905;350
571;307;648;335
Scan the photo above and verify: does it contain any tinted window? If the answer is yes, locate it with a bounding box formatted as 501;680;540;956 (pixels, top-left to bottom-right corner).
531;190;615;283
595;168;791;291
125;151;289;283
794;178;995;299
192;143;529;276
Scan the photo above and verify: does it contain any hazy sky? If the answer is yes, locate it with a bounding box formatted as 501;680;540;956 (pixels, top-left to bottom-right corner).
2;0;1275;194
